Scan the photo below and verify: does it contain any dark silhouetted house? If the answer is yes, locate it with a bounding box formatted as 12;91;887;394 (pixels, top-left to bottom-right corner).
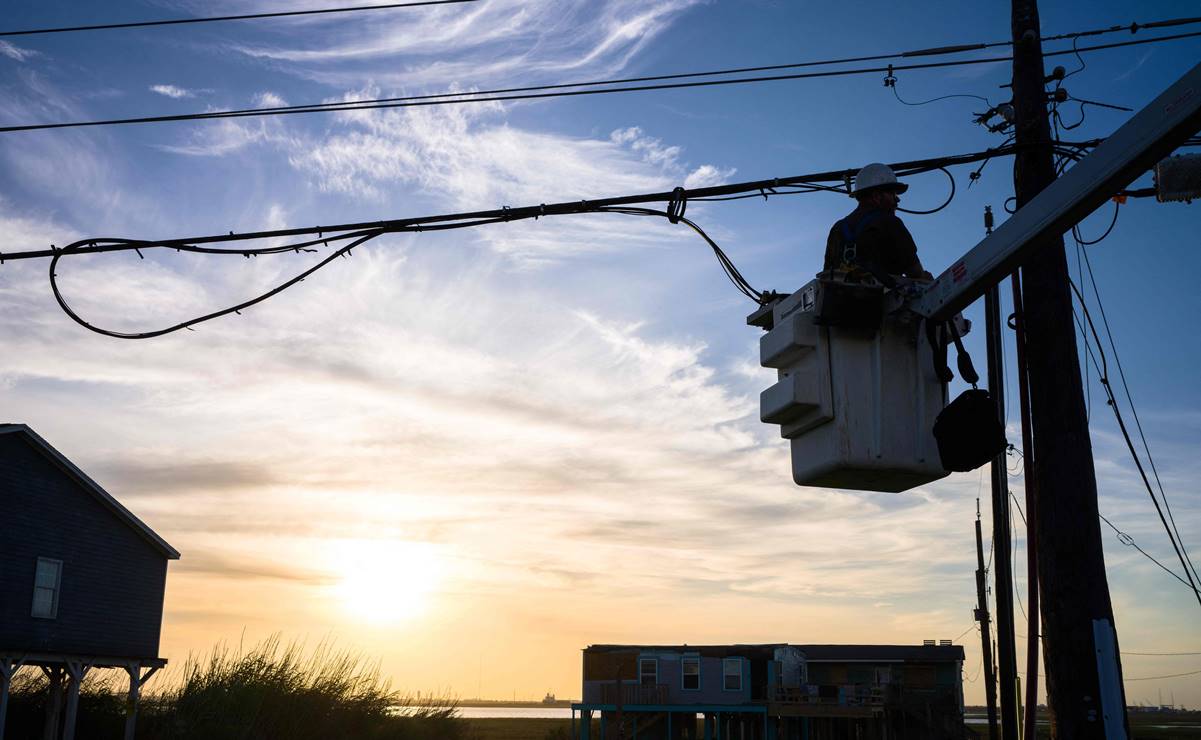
0;424;179;740
573;642;965;740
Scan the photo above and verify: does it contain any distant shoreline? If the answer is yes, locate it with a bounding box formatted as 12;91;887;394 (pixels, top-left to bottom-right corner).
459;700;576;708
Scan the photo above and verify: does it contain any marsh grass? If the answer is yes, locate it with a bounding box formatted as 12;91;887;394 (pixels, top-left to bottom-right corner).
5;637;461;740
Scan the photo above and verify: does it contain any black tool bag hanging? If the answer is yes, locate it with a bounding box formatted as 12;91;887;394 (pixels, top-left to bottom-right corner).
927;320;1009;472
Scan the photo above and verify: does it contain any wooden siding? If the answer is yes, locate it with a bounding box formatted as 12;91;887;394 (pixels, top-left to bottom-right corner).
0;435;168;658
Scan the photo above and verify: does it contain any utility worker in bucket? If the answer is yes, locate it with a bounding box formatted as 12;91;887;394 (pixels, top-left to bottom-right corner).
823;163;932;282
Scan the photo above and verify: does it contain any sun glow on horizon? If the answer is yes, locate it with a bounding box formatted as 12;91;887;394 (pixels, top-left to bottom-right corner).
329;539;443;625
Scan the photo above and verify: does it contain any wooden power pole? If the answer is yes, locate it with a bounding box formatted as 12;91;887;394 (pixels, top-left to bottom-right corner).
974;502;999;740
985;284;1019;740
1009;1;1130;737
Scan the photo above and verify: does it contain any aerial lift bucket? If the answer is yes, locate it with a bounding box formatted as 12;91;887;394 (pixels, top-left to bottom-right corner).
750;273;957;492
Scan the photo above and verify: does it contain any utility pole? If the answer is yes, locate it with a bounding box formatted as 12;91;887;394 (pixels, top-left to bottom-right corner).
974;500;999;740
1009;1;1130;737
985;283;1019;740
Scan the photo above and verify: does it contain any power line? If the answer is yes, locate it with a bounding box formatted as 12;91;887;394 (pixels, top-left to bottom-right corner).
1017;634;1201;657
1068;279;1201;609
0;1;478;38
1039;15;1201;42
1098;513;1200;596
3;8;1195;43
0;142;1055;338
0;142;1054;262
1122;651;1201;657
40;208;754;339
1124;669;1201;682
1007;666;1201;682
4;29;1201;135
1018;409;1198;599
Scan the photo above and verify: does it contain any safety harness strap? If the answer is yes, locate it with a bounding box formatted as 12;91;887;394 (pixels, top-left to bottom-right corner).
838;210;896;288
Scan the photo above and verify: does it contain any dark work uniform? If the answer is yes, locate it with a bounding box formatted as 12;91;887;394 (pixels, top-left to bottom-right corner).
823;205;925;278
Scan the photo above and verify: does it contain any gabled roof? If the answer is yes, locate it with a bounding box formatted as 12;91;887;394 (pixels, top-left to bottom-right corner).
0;424;180;559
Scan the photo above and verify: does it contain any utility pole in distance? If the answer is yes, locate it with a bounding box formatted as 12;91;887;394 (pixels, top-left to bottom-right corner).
985;282;1018;740
974;500;999;740
1009;1;1129;737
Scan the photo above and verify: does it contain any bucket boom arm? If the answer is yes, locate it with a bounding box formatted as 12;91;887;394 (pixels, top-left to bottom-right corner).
913;61;1201;322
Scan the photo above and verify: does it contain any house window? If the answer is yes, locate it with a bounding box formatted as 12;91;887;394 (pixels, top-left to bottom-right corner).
723;658;743;691
639;658;658;686
32;558;62;619
682;657;700;690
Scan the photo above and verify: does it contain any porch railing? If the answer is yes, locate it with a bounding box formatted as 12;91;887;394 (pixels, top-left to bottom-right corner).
600;683;669;705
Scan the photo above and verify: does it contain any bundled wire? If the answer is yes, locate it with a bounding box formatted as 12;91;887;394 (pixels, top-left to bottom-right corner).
595;206;762;303
44;207;760;338
4;141;1073;339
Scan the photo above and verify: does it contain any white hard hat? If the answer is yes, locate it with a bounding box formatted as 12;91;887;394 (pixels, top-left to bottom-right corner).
853;163;908;196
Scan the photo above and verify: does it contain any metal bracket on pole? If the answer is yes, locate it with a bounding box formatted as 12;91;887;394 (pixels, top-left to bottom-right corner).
912;61;1201;322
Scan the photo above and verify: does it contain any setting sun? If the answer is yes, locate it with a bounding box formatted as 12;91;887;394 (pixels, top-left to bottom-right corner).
329;540;443;624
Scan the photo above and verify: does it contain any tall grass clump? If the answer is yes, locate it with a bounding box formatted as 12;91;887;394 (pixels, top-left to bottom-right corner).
136;636;461;740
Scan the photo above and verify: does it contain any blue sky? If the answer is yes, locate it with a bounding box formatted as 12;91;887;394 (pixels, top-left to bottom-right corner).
2;0;1199;706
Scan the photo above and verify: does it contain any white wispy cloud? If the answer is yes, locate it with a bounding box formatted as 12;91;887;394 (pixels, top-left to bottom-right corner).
151;84;199;99
224;0;707;90
684;163;736;188
0;40;37;61
255;91;288;108
273;95;736;263
0;75;160;231
278;94;729;262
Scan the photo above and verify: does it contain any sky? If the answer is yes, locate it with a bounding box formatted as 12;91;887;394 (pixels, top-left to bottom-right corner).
1;0;1200;709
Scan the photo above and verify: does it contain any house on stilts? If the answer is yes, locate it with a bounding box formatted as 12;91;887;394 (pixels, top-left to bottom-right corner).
0;424;179;740
572;642;965;740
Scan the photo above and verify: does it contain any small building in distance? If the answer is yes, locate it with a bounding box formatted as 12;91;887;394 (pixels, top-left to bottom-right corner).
573;642;965;740
0;424;180;740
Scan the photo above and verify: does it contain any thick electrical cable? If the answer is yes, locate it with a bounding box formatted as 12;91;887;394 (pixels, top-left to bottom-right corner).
0;140;1109;339
896;167;955;214
3;141;1072;263
595;206;764;303
889;83;992;109
0;1;478;37
1072;203;1120;246
45;204;761;338
1069;279;1201;610
4;29;1201;135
